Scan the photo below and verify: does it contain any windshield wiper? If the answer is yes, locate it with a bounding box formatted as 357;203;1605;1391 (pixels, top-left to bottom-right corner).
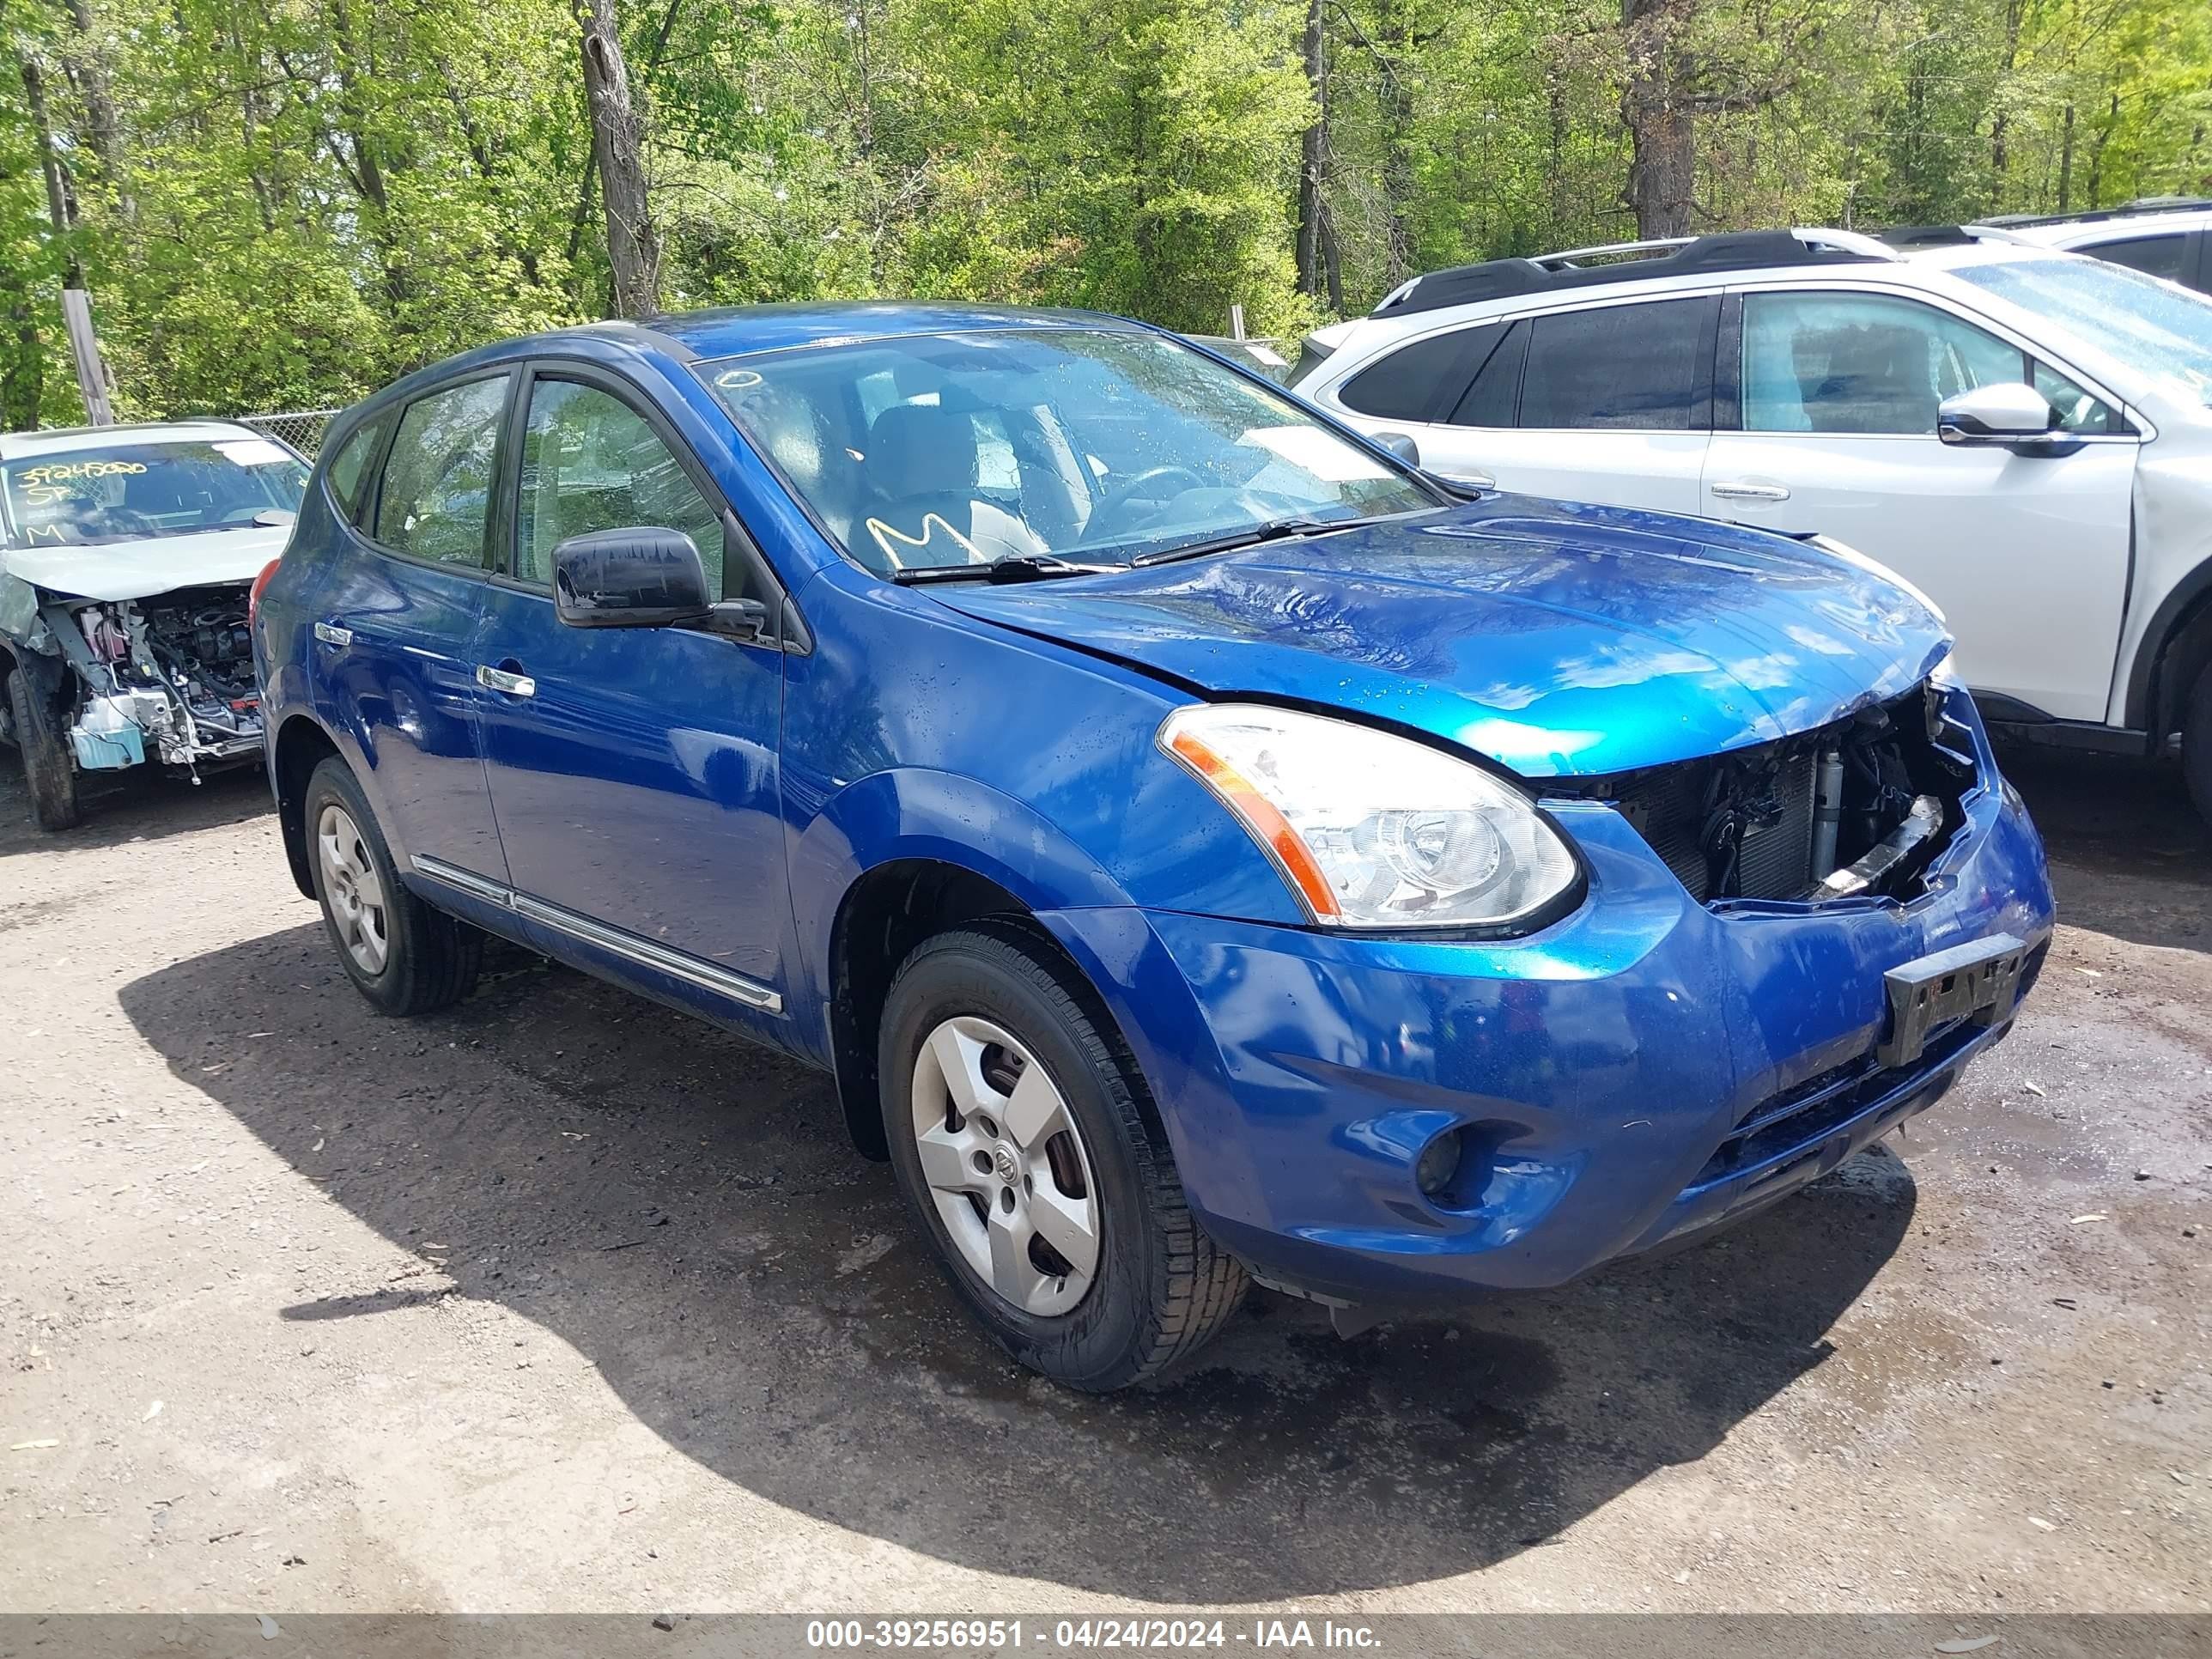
892;554;1122;586
1129;514;1358;568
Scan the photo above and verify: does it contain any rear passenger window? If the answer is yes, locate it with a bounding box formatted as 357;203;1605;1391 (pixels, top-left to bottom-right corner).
374;377;507;568
323;417;385;525
1338;325;1502;422
1520;300;1706;430
2088;234;2187;283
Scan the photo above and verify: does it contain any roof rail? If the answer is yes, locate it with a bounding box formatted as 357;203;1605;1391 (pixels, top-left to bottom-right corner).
1878;222;2046;251
1976;196;2212;230
1371;227;1896;319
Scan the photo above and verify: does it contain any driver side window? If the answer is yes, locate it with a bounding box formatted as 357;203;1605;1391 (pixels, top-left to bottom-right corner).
514;380;727;598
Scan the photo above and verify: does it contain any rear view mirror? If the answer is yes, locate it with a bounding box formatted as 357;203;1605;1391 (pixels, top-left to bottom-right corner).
553;527;714;629
1937;384;2070;453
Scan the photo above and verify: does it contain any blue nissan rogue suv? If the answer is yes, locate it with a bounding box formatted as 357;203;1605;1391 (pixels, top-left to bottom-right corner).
252;302;2054;1390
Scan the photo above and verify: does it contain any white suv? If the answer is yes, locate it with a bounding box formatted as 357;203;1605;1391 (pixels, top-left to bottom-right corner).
1990;198;2212;296
1290;226;2212;819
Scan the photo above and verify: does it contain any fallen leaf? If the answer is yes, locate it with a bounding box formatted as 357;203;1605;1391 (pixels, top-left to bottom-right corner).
142;1401;163;1422
2027;1515;2054;1531
1936;1639;2000;1655
2023;1080;2045;1097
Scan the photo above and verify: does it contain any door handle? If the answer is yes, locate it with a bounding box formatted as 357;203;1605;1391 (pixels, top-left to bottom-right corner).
1710;479;1792;502
313;621;353;647
476;664;537;698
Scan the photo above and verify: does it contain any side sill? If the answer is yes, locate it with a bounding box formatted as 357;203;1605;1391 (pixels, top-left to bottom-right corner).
410;854;785;1015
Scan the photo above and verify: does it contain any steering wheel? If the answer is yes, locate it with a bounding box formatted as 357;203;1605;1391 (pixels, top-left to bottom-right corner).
1087;465;1206;538
95;507;159;537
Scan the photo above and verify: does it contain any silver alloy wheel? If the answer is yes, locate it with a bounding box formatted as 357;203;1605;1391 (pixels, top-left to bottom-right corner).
909;1014;1102;1316
316;802;390;975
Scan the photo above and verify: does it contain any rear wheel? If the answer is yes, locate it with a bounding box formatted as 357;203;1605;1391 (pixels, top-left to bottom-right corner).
2185;662;2212;829
879;927;1247;1391
5;662;82;832
304;757;481;1015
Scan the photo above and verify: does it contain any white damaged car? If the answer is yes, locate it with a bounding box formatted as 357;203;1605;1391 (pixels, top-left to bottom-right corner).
0;421;307;829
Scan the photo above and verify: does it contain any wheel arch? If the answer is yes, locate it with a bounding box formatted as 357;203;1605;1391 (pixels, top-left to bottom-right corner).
271;714;346;899
2124;559;2212;743
798;768;1144;1159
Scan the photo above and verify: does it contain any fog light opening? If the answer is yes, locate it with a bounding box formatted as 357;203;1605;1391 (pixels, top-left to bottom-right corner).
1415;1127;1466;1200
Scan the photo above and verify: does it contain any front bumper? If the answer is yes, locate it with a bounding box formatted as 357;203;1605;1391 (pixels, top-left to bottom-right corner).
1042;697;2054;1307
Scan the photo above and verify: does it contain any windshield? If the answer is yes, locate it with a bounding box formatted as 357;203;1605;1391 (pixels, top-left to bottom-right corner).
696;328;1437;575
0;437;309;550
1953;257;2212;409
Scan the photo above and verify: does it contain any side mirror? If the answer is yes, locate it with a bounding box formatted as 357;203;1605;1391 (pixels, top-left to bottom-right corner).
1371;430;1422;469
553;527;714;629
1937;384;2074;454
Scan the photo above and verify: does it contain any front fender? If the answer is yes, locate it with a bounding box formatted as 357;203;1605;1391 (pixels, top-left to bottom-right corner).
789;766;1137;1004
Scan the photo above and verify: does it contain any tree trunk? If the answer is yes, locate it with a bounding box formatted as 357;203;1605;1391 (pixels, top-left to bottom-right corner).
1990;0;2024;184
0;278;41;431
574;0;661;319
1373;0;1415;287
1621;0;1695;240
62;0;129;215
20;55;85;287
1294;0;1329;301
2057;102;2075;213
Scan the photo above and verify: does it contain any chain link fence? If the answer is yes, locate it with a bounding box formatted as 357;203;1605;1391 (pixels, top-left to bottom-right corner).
238;409;339;459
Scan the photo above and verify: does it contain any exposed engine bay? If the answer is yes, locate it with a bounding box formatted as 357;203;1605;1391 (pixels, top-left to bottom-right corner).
51;583;263;776
1553;679;1976;905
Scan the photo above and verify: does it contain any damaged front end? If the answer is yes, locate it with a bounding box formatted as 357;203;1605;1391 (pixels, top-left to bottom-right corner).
33;583;263;778
1550;677;1977;908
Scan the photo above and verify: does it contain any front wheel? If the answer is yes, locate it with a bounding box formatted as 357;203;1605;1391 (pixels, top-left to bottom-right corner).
303;757;482;1015
2185;662;2212;829
879;927;1247;1391
5;662;82;831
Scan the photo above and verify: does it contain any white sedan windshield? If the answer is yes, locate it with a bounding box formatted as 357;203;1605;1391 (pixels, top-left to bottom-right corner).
1954;257;2212;409
0;438;308;550
698;328;1437;575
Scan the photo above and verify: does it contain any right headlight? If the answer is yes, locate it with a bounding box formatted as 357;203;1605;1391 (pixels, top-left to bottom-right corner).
1158;703;1579;930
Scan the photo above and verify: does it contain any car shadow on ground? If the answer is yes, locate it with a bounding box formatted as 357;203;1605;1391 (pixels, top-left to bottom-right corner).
1996;743;2211;956
0;762;270;859
121;921;1918;1600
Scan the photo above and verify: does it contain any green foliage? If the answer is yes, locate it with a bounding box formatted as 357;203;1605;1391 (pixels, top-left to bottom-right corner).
3;0;2208;425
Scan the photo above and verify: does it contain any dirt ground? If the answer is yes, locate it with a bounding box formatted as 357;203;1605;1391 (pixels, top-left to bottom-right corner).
0;743;2206;1620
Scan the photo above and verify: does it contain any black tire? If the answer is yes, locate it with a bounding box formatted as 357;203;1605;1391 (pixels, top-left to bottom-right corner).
6;661;82;832
879;926;1247;1391
303;756;481;1015
2185;661;2212;829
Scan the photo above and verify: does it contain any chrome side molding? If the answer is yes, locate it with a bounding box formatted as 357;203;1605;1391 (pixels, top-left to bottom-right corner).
410;854;784;1015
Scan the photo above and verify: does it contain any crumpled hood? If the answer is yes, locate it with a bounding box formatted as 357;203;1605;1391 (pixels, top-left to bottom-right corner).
933;495;1949;778
1;522;286;604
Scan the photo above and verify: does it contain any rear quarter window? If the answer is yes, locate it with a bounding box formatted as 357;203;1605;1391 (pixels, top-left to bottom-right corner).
323;416;386;525
1337;324;1504;422
2082;234;2188;283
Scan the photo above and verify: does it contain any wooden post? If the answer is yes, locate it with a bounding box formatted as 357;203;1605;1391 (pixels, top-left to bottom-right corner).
58;289;112;426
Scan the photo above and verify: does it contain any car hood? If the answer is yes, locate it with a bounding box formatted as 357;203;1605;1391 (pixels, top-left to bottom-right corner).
1;523;286;603
931;496;1949;778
